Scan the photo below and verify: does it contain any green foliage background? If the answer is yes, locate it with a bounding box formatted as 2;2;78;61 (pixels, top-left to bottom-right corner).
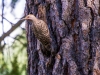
0;0;27;75
0;29;27;75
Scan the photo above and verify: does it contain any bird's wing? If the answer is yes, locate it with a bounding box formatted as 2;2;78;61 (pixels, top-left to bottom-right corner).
39;20;50;37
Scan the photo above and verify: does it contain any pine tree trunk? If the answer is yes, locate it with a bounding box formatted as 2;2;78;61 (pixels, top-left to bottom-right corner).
25;0;100;75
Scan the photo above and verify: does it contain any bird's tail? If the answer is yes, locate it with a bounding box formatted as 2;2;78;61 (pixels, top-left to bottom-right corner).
41;44;51;57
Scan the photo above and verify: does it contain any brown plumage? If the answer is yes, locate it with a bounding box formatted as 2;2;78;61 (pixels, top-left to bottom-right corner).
23;14;51;54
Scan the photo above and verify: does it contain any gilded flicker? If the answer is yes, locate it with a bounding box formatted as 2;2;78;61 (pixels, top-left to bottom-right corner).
23;14;51;54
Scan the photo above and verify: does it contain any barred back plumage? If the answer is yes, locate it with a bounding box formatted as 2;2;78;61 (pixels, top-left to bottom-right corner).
23;14;51;55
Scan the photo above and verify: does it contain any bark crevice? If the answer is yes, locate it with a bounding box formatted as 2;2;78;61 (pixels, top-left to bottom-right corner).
88;7;96;75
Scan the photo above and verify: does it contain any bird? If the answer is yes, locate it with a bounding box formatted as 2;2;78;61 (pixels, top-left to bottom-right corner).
22;14;51;56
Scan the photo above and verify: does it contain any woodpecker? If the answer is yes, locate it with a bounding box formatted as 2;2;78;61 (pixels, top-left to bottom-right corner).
23;14;51;55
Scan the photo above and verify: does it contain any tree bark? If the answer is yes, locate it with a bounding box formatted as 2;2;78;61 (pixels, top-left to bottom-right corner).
25;0;100;75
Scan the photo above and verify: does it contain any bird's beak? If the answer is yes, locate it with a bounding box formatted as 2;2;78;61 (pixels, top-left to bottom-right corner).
21;17;27;20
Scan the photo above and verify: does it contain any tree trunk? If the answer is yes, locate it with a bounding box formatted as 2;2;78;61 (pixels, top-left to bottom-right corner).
25;0;100;75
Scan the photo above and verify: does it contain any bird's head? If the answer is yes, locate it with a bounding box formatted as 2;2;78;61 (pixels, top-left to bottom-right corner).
22;14;37;22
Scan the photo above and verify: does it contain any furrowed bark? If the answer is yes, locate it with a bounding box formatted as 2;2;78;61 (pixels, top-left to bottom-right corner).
25;0;100;75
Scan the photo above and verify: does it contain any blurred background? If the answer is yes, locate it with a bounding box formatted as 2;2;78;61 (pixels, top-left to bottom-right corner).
0;0;27;75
